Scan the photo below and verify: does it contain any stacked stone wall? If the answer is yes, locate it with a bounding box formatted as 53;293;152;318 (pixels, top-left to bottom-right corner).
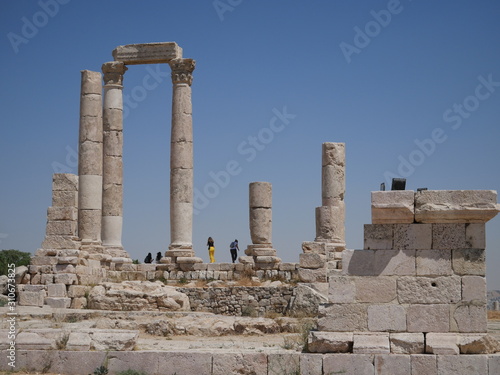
178;286;295;316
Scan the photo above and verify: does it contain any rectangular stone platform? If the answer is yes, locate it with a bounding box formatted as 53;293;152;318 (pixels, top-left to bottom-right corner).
112;42;182;65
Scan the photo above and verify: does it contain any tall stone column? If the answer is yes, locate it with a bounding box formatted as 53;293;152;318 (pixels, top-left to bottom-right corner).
101;61;128;255
167;58;195;253
78;70;103;248
315;142;346;247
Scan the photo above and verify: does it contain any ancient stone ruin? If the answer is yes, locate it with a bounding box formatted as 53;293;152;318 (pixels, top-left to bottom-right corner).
4;42;500;374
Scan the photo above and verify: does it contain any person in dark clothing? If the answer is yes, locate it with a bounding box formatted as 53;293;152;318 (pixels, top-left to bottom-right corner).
155;252;162;263
229;239;239;263
144;252;152;264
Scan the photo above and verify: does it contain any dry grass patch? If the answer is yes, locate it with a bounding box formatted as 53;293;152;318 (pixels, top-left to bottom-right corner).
488;311;500;320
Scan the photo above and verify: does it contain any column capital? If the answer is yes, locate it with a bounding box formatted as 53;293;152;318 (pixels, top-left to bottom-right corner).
102;61;128;86
169;58;195;86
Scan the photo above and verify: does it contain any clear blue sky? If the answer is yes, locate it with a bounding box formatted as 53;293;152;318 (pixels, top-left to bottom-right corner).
1;1;499;287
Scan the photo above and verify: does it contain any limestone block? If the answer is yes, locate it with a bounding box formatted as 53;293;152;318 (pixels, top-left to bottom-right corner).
113;42;182;64
45;297;71;308
390;333;424;354
212;353;267;375
102;184;123;216
252;248;277;256
371;190;415;224
491;356;500;375
68;285;88;298
432;223;466;250
54;273;78;285
254;262;280;270
78;175;103;209
373;249;415;276
397;276;461;304
451;303;487;333
176;257;203;264
322;353;374;375
368;305;406;332
103;86;124;110
103;130;123;157
462;276;486;303
459;334;500;354
80;93;102;117
254;256;280;263
322;142;345;167
137;264;157;272
47;207;78;221
452;248;485;276
238;256;254;265
81;70;102;95
415;190;499;223
318;304;368;332
353;333;390;354
66;332;91;351
46;221;77;236
57;257;79;265
52;191;78;207
165;249;195;257
315;203;345;243
70;297;87;309
52;173;78;192
342;249;374;276
103;107;123;131
300;253;326;269
79;115;102;144
437;354;488;375
411;354;437;375
374;354;411;375
425;333;459;354
18;291;45;306
364;224;393;250
79;140;103;175
91;330;139;351
465;223;486;249
250;207;272;244
54;264;76;274
407;304;450;332
268;353;300;375
416;249;452;276
41;274;54;284
393;223;432;249
298;268;327;283
47;284;67;297
328;276;355;303
322;164;345;204
41;235;80;250
249;181;272;208
31;256;58;266
170;141;193;169
16;332;54;350
308;331;353;353
355;276;397;303
22;285;46;291
302;241;327;254
299;353;323;375
103;155;123;185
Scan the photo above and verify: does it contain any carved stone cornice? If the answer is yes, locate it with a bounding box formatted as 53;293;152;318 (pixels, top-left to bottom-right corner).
102;61;128;86
169;58;195;86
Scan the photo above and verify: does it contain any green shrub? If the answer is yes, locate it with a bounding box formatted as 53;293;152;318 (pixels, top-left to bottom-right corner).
117;370;148;375
0;249;31;275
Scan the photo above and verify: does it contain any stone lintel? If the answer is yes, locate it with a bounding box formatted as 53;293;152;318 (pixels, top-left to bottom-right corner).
112;42;182;65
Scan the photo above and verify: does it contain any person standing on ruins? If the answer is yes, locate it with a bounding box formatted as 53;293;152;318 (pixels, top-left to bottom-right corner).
229;239;239;263
207;237;215;263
